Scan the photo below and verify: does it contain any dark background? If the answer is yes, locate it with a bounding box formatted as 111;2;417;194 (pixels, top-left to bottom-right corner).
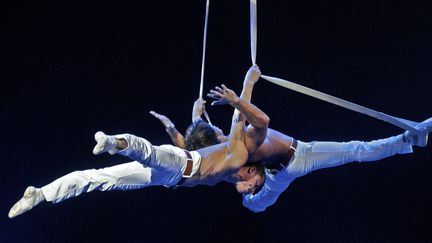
2;1;431;242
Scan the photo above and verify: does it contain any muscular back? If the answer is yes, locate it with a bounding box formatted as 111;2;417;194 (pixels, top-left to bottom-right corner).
184;111;249;187
195;141;248;183
246;128;294;168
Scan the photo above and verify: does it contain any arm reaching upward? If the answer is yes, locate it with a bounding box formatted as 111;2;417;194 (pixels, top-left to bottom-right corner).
209;65;269;153
208;83;269;153
239;65;269;153
149;111;186;149
240;64;261;103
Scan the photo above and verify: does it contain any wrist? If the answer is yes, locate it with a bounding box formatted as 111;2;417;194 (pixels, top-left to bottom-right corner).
231;96;241;106
165;124;176;133
243;81;256;86
192;115;203;122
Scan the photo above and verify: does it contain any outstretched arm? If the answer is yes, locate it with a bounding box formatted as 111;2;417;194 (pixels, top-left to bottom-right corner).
208;84;269;153
209;65;269;153
240;64;261;103
211;85;268;131
239;65;269;153
149;111;186;149
208;85;246;157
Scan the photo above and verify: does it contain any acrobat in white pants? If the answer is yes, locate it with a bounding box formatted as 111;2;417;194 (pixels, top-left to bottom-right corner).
8;133;201;219
41;133;200;203
243;134;413;212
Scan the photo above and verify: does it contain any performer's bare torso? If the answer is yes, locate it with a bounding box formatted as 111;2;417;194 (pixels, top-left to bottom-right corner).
247;128;294;168
183;140;249;186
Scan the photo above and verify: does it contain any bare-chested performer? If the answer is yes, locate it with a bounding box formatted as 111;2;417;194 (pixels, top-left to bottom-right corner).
207;65;432;212
8;82;269;219
144;64;432;213
149;65;263;151
154;65;432;212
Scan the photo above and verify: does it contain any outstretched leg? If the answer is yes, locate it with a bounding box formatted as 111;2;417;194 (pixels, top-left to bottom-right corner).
93;131;155;165
92;131;189;172
289;134;414;177
8;161;152;218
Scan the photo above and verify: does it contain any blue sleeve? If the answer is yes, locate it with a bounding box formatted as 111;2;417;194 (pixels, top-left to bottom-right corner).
242;183;282;213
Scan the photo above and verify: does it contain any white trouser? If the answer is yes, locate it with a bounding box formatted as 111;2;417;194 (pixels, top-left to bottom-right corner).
42;161;152;203
243;134;413;212
42;133;200;204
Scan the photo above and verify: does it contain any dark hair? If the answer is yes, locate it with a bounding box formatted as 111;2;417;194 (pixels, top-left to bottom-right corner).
246;162;265;177
245;162;265;195
184;119;220;150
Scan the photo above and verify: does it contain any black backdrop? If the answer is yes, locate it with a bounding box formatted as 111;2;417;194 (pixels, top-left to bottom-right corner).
2;1;431;242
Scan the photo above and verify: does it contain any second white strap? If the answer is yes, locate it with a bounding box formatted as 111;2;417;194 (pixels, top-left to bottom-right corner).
261;74;418;132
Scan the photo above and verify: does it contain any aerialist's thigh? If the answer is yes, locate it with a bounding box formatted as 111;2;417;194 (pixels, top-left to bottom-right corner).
288;141;356;177
116;134;186;176
153;145;187;173
290;137;410;177
89;161;154;190
305;141;357;169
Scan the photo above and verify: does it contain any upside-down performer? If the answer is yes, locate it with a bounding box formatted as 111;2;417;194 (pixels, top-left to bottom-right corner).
7;82;270;218
156;65;432;212
215;65;432;212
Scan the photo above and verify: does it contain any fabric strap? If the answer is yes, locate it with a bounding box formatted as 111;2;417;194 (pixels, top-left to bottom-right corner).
249;0;418;132
250;0;257;65
261;75;419;132
199;0;212;125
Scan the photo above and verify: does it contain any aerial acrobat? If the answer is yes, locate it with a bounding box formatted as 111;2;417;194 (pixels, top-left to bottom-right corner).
8;0;432;218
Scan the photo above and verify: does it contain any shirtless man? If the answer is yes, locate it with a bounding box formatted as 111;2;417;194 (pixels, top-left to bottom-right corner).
8;82;269;218
147;64;432;212
208;65;432;212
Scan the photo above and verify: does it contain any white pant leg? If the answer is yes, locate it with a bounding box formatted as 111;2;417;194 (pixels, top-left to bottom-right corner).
243;135;413;213
115;134;187;168
41;161;153;204
114;134;156;167
115;133;188;185
290;134;413;177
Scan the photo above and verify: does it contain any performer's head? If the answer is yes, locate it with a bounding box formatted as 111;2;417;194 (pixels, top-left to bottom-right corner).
235;163;265;194
185;119;228;150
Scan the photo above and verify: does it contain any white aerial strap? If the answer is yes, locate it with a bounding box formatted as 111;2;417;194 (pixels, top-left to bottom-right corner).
249;0;419;132
261;75;419;131
250;0;257;65
199;0;212;125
